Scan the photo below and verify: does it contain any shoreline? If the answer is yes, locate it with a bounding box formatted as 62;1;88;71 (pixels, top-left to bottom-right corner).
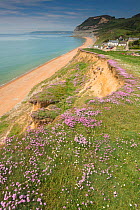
0;49;81;88
0;37;86;88
0;37;94;116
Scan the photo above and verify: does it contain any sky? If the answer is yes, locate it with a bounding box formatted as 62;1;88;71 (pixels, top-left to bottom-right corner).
0;0;139;34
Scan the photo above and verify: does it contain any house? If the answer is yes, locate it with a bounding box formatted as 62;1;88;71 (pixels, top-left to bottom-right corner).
107;40;119;46
128;37;139;41
94;45;100;49
118;41;127;46
94;45;103;49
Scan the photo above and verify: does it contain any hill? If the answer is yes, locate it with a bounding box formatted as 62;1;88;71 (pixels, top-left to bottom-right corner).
30;31;72;34
74;15;115;34
74;13;140;43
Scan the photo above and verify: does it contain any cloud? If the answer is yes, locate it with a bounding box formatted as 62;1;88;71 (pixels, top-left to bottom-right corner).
0;0;56;18
76;8;92;11
63;11;79;16
15;0;53;2
12;0;53;6
0;0;53;10
47;14;66;18
1;0;53;3
0;10;21;16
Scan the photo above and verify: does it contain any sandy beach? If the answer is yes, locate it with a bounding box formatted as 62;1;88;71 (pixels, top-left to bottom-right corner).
0;37;93;116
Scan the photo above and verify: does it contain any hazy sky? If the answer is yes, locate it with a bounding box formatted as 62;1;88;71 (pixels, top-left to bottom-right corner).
0;0;139;33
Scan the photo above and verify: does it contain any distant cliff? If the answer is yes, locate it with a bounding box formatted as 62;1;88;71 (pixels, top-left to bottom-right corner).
73;13;140;40
74;15;115;37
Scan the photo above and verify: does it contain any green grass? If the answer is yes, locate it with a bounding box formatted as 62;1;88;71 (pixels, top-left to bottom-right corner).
31;108;60;120
0;114;9;121
0;114;9;135
0;121;9;135
8;123;23;137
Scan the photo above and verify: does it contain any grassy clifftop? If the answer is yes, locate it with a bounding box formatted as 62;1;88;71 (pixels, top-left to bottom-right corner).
0;49;139;209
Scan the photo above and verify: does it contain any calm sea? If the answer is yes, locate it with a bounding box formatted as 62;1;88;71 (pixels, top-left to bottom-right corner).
0;32;84;86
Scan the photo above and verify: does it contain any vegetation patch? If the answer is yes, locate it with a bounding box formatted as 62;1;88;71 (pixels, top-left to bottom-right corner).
129;39;140;49
8;123;23;137
0;122;9;135
31;108;61;120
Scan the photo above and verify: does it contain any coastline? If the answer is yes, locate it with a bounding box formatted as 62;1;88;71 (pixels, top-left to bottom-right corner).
0;37;94;116
0;36;86;88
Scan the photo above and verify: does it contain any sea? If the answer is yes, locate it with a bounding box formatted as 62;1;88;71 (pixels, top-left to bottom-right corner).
0;31;85;86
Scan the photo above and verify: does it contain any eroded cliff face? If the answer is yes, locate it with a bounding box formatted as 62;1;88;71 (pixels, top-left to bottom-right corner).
29;103;58;129
29;49;124;129
74;49;124;98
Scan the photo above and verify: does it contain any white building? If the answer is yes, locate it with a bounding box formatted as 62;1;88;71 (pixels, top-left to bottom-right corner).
107;40;119;46
128;37;139;41
118;41;127;46
94;45;99;49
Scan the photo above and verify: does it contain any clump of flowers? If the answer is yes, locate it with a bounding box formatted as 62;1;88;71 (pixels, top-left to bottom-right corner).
61;108;102;128
74;134;88;145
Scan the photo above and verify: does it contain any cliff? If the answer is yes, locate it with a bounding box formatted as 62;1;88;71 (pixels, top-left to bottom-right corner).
73;13;140;40
28;49;124;128
74;15;115;37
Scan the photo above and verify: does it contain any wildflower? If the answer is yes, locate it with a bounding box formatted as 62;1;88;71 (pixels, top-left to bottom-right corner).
103;134;110;138
113;191;118;197
12;194;16;200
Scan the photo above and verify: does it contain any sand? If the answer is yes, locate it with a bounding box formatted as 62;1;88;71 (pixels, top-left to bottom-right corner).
0;37;94;116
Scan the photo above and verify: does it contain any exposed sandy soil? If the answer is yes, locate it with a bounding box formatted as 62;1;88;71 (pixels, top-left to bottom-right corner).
75;50;124;98
0;37;94;116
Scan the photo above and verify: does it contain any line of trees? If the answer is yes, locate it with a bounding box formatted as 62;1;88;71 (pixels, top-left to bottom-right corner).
129;40;140;49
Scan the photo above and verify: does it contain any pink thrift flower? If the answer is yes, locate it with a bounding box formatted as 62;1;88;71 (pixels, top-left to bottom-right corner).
12;194;16;200
37;198;42;202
